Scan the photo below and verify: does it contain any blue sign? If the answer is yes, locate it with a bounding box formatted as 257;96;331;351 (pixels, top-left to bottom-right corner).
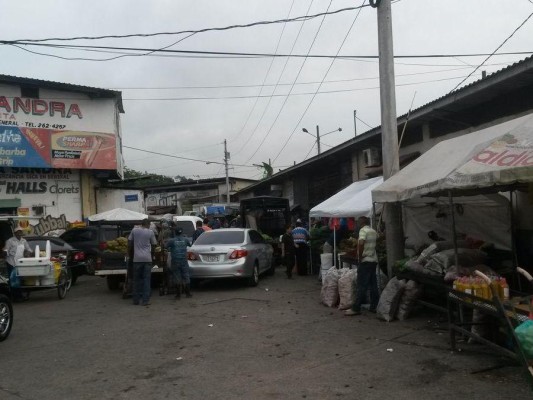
124;194;138;202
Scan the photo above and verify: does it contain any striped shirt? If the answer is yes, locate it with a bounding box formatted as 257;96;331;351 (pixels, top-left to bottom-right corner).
291;227;309;244
359;225;378;263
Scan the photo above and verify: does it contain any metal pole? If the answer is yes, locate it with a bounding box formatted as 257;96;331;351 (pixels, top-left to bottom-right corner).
376;0;404;278
448;191;459;269
354;110;357;136
316;125;321;155
224;139;230;205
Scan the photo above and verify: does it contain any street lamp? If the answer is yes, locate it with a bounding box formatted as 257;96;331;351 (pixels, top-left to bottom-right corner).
302;125;342;155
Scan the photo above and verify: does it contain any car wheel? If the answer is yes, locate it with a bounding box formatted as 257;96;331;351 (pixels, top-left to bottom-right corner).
107;275;121;291
65;268;73;292
0;294;13;342
57;271;68;299
85;257;96;275
247;263;259;287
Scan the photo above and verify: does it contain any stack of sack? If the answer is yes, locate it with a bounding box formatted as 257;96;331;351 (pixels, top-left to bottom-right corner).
376;277;423;321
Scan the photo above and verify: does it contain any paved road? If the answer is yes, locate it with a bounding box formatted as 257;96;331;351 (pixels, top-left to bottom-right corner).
1;270;531;399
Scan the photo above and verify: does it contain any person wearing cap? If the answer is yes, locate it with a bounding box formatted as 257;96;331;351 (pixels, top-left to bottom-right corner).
3;225;33;300
165;226;192;299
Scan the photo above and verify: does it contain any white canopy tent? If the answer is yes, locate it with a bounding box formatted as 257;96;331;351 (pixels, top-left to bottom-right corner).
88;208;148;222
309;176;383;268
309;176;383;219
372;113;533;203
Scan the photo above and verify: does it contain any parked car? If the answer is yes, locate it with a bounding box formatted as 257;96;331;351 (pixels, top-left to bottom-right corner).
25;236;87;285
60;226;123;275
173;216;203;242
187;228;274;286
0;275;12;342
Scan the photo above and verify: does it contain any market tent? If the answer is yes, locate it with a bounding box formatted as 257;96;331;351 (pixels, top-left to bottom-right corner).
309;176;383;218
88;208;148;222
372;114;533;203
403;194;511;250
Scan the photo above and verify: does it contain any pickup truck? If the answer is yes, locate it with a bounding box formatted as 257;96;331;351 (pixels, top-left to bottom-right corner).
95;243;165;296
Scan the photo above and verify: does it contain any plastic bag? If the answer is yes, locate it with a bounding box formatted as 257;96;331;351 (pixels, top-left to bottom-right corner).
9;268;20;288
320;253;333;280
397;280;423;321
515;319;533;358
338;268;357;310
320;267;340;307
376;277;406;322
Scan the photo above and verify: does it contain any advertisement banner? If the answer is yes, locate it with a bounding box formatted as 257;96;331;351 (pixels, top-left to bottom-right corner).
0;94;118;170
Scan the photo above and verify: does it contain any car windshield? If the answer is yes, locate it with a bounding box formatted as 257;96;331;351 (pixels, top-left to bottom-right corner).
175;221;195;237
194;230;245;245
27;239;72;252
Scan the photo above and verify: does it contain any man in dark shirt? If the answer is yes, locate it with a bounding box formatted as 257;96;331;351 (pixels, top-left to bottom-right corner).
281;224;295;279
192;221;204;243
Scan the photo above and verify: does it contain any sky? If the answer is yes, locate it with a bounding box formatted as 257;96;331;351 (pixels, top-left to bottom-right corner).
2;0;533;181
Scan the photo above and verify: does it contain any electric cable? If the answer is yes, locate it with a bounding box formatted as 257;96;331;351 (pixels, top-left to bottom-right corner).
4;40;533;62
450;11;533;92
233;0;315;156
243;0;336;164
113;66;473;90
6;5;369;44
272;1;366;164
230;0;296;144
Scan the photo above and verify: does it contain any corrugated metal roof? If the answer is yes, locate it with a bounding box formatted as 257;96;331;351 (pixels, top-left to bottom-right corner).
239;55;533;194
0;74;124;113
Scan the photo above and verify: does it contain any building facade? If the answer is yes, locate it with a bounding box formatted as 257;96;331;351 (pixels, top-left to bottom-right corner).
0;75;124;233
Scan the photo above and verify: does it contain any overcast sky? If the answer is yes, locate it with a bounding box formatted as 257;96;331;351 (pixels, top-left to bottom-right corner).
2;0;533;181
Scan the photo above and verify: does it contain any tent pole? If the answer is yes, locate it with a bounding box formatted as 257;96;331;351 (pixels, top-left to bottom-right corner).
510;190;521;291
448;191;459;269
333;225;337;268
308;216;312;276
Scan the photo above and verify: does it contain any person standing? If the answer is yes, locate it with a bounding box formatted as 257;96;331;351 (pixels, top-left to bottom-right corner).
292;219;310;276
281;224;295;279
192;220;204;243
165;227;192;299
128;219;157;306
202;218;212;232
345;216;379;316
3;225;33;300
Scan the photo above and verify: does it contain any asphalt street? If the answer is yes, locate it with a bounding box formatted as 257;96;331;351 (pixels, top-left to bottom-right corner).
0;269;531;400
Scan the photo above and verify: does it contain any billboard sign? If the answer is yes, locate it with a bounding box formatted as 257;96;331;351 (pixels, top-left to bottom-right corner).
0;93;119;170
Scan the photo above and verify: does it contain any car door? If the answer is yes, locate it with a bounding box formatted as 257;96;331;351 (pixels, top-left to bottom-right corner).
248;230;267;272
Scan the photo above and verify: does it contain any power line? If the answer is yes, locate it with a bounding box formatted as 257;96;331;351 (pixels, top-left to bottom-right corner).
112;66;474;90
244;0;336;164
7;5;370;44
3;40;532;62
234;0;315;156
450;11;533;92
272;1;366;163
231;0;296;144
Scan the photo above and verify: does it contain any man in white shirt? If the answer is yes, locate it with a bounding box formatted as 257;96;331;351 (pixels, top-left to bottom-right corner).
4;225;33;299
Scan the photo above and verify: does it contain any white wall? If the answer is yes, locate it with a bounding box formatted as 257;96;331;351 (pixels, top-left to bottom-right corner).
96;188;145;213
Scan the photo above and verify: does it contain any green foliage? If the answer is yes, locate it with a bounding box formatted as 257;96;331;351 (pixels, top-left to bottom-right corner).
122;167;180;187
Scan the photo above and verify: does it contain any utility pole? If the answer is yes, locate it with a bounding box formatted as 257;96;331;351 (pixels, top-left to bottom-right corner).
315;125;321;155
224;139;230;205
375;0;404;278
353;110;357;136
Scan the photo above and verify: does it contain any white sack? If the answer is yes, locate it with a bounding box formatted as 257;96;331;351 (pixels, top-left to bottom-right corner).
320;267;340;307
338;268;357;310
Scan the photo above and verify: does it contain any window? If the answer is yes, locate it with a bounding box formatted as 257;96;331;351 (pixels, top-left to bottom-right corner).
194;231;245;245
248;230;265;244
21;86;39;99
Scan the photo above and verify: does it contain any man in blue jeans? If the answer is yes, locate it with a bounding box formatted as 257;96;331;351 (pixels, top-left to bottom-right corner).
345;216;380;316
128;219;157;306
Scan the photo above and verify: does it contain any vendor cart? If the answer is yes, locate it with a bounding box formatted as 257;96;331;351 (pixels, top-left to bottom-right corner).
448;268;533;384
14;242;71;300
